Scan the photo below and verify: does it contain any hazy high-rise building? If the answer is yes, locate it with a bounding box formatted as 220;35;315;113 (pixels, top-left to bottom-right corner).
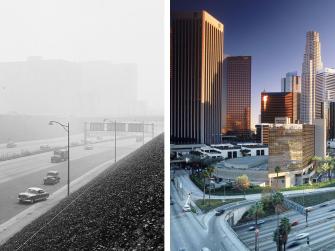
281;71;301;93
170;11;224;144
222;56;251;138
301;31;323;124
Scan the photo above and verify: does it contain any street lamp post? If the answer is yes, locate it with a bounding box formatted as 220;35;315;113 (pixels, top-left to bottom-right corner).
103;119;117;163
49;121;70;196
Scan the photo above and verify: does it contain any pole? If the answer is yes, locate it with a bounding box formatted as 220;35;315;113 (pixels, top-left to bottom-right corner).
115;120;116;163
143;121;145;145
67;122;70;196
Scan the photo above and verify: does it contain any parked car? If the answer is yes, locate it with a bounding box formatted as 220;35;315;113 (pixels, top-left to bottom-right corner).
215;209;225;216
18;187;49;203
6;141;17;148
43;170;60;185
291;220;299;226
84;145;94;150
40;144;51;151
183;204;191;212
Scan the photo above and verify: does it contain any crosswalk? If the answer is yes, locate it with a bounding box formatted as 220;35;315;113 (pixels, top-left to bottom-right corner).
234;200;335;250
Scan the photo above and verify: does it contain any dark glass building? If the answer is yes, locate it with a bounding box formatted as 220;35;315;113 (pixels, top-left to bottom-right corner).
170;11;224;144
261;91;300;124
222;56;251;139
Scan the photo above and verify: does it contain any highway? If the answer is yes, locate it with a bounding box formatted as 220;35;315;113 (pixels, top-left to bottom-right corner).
234;199;335;250
0;135;150;225
171;181;237;251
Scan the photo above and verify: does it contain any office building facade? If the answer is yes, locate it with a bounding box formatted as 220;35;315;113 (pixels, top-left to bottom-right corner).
261;91;300;124
281;71;301;93
267;124;315;188
222;56;251;139
170;11;224;144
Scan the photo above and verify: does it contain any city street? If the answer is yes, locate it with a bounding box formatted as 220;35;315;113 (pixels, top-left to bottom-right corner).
234;199;335;250
0;135;147;225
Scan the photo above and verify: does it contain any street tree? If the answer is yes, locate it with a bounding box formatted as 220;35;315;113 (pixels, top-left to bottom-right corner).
274;166;281;190
272;192;284;250
234;175;250;198
279;217;291;251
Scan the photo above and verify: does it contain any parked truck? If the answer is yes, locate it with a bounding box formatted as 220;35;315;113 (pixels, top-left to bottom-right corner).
51;149;68;163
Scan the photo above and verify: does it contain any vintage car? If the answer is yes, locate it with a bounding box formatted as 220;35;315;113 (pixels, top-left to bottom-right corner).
40;144;51;151
43;170;60;185
6;141;17;148
84;145;93;150
18;187;49;203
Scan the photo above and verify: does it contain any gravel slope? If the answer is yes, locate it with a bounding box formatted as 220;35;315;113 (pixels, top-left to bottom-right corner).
1;134;164;251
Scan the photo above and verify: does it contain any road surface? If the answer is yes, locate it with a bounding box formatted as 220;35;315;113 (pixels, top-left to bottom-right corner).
0;136;150;225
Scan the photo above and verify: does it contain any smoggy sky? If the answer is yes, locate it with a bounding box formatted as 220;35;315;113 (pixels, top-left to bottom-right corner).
171;0;335;128
0;0;164;117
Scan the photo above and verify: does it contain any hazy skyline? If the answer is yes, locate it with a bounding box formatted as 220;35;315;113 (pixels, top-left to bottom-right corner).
0;0;164;117
171;0;335;128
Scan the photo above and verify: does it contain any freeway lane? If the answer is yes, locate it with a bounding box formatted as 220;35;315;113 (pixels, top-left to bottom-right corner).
0;137;143;225
234;199;335;250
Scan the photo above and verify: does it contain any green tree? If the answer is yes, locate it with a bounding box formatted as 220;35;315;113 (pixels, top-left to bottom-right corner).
312;156;335;181
273;228;283;251
234;175;250;198
202;169;210;205
248;202;265;225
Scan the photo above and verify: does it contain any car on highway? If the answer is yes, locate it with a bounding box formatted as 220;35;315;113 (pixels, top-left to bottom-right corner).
320;203;328;208
43;170;60;185
51;149;68;163
18;187;49;203
201;247;211;251
258;220;265;225
287;241;301;249
305;207;313;212
215;209;225;216
329;208;335;212
6;141;17;148
248;225;256;231
183;204;191;212
40;144;51;151
295;233;309;240
84;145;94;150
291;220;299;226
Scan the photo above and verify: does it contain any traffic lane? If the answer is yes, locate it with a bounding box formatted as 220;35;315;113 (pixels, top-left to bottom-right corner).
0;134;84;155
170;184;208;251
0;144;137;225
0;137;137;184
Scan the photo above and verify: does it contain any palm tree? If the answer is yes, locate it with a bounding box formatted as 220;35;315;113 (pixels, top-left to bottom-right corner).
202;169;210;205
274;166;281;190
206;166;215;206
279;217;291;251
249;202;264;251
272;192;284;250
273;228;282;251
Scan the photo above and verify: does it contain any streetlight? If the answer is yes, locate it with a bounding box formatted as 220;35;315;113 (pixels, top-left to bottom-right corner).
49;120;70;196
103;119;116;163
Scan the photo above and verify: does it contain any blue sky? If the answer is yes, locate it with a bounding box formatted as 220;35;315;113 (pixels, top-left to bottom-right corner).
171;0;335;128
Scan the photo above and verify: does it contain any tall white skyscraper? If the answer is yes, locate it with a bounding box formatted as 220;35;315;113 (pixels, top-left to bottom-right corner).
281;71;301;93
301;31;323;124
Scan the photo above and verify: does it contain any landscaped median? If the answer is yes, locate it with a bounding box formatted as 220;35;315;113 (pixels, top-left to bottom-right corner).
190;174;335;195
195;198;245;213
289;190;335;207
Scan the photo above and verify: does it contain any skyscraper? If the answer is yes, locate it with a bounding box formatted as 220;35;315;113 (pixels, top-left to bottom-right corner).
315;68;335;119
170;11;224;144
301;31;323;124
281;71;301;93
222;56;251;138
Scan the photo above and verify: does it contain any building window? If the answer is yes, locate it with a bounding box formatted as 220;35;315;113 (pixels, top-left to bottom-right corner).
233;151;237;158
228;152;232;159
256;150;260;156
